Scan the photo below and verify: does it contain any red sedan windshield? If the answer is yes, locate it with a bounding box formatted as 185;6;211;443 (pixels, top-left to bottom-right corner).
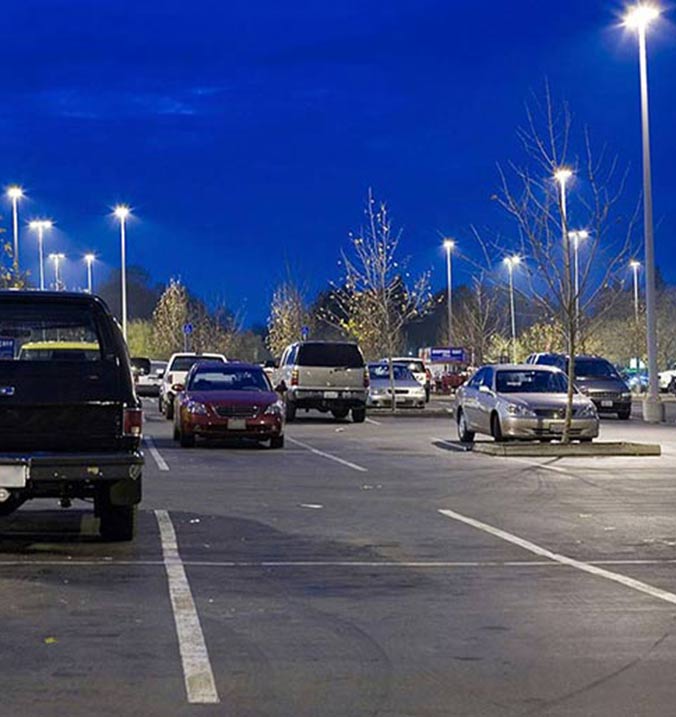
188;368;270;392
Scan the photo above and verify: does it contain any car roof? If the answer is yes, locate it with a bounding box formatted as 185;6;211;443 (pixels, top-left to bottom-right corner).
487;364;563;372
191;360;262;371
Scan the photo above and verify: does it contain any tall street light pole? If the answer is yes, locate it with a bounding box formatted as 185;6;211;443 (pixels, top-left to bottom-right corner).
624;3;662;421
114;205;131;340
504;256;521;363
443;239;455;345
568;229;588;335
29;220;53;291
6;186;24;275
84;254;95;294
49;253;65;291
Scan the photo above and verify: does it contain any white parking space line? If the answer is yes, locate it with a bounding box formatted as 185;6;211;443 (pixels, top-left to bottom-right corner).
365;417;381;426
155;510;220;705
287;437;368;472
439;508;676;607
145;436;169;471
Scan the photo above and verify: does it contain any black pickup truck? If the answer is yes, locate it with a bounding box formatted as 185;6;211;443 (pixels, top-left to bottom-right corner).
0;291;143;540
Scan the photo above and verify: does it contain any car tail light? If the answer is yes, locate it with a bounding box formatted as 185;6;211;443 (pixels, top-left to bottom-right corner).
363;368;370;388
123;407;143;437
291;368;299;387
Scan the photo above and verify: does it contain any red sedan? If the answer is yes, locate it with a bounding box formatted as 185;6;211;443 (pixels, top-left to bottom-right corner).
173;361;285;448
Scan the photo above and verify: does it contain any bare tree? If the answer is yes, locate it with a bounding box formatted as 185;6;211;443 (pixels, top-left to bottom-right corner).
266;281;310;357
152;278;189;358
323;189;434;411
495;89;638;441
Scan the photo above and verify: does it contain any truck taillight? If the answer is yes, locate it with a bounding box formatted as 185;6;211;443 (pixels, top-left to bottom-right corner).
291;368;299;386
123;407;143;437
363;368;370;388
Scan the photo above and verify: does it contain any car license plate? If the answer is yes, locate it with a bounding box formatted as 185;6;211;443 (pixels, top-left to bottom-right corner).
549;422;565;433
0;464;28;487
601;400;613;408
228;419;247;430
324;391;339;399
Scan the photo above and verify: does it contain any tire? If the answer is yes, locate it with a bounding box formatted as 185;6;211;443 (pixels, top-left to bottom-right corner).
158;396;164;413
172;424;180;441
617;408;631;420
331;408;350;420
491;413;505;442
270;435;285;449
425;387;431;403
165;398;174;421
180;429;195;448
457;410;475;443
99;503;137;542
352;406;366;423
286;401;297;422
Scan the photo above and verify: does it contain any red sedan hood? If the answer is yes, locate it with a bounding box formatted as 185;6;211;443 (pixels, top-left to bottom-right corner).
187;390;278;407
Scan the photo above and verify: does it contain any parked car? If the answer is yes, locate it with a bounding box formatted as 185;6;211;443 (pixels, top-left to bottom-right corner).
173;361;285;448
526;353;632;419
455;364;599;443
159;352;227;419
275;341;368;422
658;365;676;392
367;362;426;408
384;357;431;401
132;358;166;397
0;291;143;540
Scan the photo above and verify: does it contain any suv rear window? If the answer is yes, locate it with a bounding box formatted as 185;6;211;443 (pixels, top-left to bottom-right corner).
0;304;102;361
296;343;364;368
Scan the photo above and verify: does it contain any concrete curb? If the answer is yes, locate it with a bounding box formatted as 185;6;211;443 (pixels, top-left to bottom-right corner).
368;408;454;419
471;441;661;458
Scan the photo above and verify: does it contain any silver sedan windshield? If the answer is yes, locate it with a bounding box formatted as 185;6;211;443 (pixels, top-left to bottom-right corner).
496;370;568;394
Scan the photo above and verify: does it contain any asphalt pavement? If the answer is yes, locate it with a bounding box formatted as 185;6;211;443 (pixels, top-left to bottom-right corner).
2;402;676;715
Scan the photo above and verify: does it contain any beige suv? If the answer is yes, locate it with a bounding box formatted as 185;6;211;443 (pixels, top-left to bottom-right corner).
276;341;369;422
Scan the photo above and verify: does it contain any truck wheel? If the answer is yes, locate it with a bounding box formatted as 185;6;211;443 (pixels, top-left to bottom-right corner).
352;406;366;423
99;503;137;542
286;401;297;422
270;435;285;449
331;408;349;420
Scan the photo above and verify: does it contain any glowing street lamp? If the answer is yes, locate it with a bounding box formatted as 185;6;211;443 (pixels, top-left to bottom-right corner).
623;3;662;421
630;260;641;323
503;256;521;362
443;239;455;345
6;186;24;273
28;219;53;291
114;205;131;340
49;252;65;291
84;253;96;294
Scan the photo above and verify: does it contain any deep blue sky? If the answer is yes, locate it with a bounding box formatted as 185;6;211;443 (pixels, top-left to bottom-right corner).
2;1;675;324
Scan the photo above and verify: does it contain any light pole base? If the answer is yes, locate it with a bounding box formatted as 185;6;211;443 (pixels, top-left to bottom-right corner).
643;396;665;423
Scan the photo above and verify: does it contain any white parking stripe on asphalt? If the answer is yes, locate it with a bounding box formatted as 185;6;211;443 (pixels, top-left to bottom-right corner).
145;436;169;471
287;436;368;472
155;510;220;704
365;417;381;426
439;508;676;606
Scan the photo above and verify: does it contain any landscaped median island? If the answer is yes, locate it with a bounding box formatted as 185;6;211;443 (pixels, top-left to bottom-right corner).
470;441;661;457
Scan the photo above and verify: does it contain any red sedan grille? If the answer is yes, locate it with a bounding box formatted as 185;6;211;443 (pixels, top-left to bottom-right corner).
214;405;260;418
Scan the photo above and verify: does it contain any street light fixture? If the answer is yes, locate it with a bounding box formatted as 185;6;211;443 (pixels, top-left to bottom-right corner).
28;219;53;291
84;253;96;294
114;204;131;340
6;186;24;274
443;239;455;345
623;2;662;421
504;256;521;363
49;252;65;291
630;260;641;323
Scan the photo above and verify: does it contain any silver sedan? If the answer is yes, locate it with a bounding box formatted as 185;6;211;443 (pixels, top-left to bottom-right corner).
455;364;599;442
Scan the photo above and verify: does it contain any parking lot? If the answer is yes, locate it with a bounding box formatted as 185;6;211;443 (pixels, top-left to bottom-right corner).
3;402;676;716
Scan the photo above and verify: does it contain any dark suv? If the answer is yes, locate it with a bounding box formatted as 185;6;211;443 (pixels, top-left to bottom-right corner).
526;353;631;419
0;291;143;540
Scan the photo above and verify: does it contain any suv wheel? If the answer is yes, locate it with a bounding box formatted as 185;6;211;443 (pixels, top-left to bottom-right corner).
286;401;297;422
352;406;366;423
331;408;349;420
98;498;137;542
457;410;475;443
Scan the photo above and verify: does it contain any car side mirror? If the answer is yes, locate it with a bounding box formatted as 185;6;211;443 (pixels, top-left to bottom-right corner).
275;380;287;394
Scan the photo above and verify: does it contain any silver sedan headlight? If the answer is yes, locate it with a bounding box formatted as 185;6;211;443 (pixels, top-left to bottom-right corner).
506;403;536;418
577;403;597;418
